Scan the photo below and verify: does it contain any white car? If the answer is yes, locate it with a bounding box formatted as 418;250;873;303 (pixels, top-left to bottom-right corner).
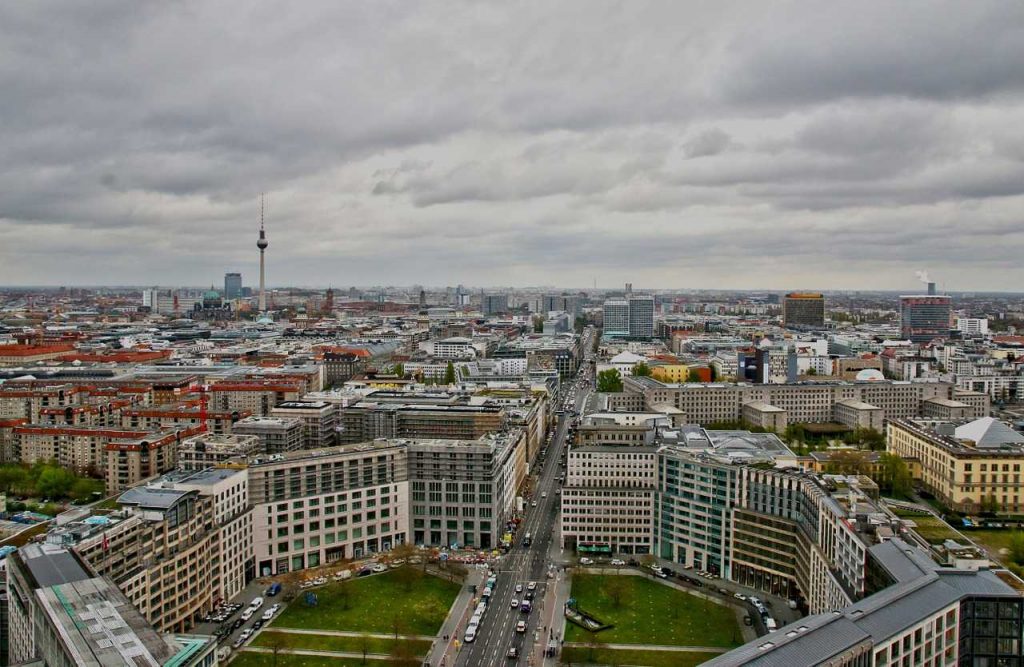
516;620;527;633
514;584;523;593
610;559;626;566
511;598;520;608
241;608;255;621
372;564;387;573
734;593;747;601
527;581;537;591
579;557;594;565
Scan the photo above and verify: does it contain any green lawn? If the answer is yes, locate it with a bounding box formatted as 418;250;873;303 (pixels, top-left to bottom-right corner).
964;528;1023;561
562;646;718;667
564;575;742;648
270;571;459;636
252;630;431;656
232;653;379;666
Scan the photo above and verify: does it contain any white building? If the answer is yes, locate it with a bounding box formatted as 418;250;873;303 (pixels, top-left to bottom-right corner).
955;317;989;336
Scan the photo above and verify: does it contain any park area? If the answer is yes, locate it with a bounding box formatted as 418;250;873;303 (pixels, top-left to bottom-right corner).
563;573;743;666
237;569;459;665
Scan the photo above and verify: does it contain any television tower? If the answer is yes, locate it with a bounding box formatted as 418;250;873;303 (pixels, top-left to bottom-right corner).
257;194;268;313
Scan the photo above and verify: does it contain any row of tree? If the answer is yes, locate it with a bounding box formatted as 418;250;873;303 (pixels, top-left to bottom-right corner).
0;462;104;504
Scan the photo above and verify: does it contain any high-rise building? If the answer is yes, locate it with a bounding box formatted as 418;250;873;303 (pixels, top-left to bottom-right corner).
900;294;952;343
482;293;508;315
224;272;242;299
628;294;655;339
542;294;581;317
602;298;630;336
782;292;825;328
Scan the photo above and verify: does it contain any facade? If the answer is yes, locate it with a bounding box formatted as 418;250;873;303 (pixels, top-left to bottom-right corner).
270;400;338;449
888;417;1024;513
232;415;304;454
900;295;952;343
782;292;826;329
481;293;509;315
407;432;523;550
834;398;885;431
248;440;409;576
628;294;655;339
178;433;262;470
602;299;630;336
707;537;1024;667
338;402;506;444
560;444;657;554
955;317;989;336
224;272;242;299
542;294;581;317
6;543;215;667
622;376;986;425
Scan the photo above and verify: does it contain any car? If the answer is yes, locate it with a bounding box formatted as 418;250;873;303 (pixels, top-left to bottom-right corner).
516;620;527;633
299;581;314;589
520;600;532;613
265;582;282;596
464;626;478;643
743;615;753;626
253;619;264;631
531;501;538;507
372;564;387;573
524;591;535;601
650;564;662;573
527;581;537;591
656;571;668;579
579;557;594;565
232;637;245;649
511;598;520;608
262;609;275;621
241;608;255;621
515;583;523;593
719;587;729;595
231;619;244;631
357;568;372;577
734;593;747;601
313;576;327;585
507;646;519;659
541;492;547;498
610;558;625;566
240;629;253;640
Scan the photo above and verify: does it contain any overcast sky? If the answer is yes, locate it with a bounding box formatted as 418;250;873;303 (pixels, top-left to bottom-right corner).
2;1;1024;291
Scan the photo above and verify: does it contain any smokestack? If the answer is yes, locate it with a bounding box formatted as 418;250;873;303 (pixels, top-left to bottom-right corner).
927;282;936;295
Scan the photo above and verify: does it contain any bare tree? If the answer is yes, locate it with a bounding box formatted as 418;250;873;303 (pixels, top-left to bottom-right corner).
262;631;287;667
605;575;628;609
357;633;372;665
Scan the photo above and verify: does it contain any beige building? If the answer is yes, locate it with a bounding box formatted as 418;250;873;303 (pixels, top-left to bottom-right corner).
833;398;884;431
178;433;261;470
888;417;1024;513
741;401;788;432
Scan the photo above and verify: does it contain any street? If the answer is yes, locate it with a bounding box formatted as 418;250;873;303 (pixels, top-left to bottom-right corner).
453;328;594;667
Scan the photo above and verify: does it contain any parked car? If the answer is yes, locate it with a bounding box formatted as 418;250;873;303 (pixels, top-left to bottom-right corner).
610;558;626;566
734;593;747;601
265;582;282;596
579;557;594;565
372;564;387;573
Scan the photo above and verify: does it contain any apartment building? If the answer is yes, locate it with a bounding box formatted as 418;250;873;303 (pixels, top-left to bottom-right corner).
120;403;248;434
247;440;409;576
0;384;81;422
232;415;304;454
270;400;338;449
407;431;523;550
178;433;262;470
5;543;215;667
888;417;1024;513
208;380;303;416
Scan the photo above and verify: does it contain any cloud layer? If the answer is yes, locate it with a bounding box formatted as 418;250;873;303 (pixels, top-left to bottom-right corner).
2;1;1024;291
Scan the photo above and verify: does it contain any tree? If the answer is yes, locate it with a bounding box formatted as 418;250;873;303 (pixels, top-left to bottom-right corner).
632;362;651;377
390;542;423;592
605;575;628;609
533;315;544;333
389;636;420;667
825;450;872;476
639;553;656;575
583;628;607;662
357;633;372;664
879;453;913;498
390;612;407;640
392;363;405;378
262;631;287;667
36;466;74;499
1008;531;1024;565
686;369;703;382
444;361;456;385
596;369;623;393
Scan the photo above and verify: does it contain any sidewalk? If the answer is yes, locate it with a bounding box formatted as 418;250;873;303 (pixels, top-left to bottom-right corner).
424;568;485;667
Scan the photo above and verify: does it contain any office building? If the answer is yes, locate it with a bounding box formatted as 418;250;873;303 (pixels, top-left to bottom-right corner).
782;292;826;328
407;431;523;550
248;440;409;576
232;416;304;454
224;272;242;299
338;401;506;444
955;317;989;336
888;417;1024;513
900;295;952;343
178;432;262;470
481;293;509;315
628;294;655;339
707;537;1024;666
270;400;338;449
542;294;581;318
6;543;215;667
602;298;630;336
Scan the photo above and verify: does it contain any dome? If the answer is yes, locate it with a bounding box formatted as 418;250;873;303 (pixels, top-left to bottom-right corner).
856;369;885;382
204;289;221;300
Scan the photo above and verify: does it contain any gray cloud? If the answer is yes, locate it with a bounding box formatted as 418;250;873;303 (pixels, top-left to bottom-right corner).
1;1;1024;290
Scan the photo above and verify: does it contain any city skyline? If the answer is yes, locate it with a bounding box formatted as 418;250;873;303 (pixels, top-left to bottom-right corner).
2;2;1024;290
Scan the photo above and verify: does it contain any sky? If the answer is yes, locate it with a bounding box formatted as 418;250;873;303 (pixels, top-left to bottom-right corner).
2;1;1024;292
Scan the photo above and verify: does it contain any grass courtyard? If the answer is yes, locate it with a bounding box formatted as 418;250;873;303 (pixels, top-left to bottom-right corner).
252;630;432;656
269;570;460;637
231;653;372;667
564;574;742;649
